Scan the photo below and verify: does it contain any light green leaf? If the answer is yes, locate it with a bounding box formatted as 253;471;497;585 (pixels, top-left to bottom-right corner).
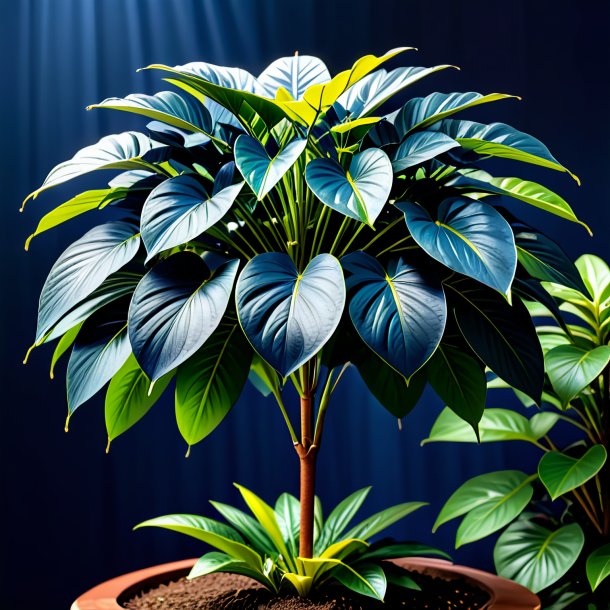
494;520;584;593
275;493;300;556
423;407;559;445
283;573;313;597
545;345;610;405
586;543;610;591
576;254;610;303
49;323;82;379
538;445;607;501
343;502;427;541
334;562;387;601
320;538;368;561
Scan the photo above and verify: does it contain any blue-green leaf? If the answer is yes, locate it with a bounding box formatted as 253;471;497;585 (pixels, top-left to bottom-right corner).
36;221;140;342
234;135;306;199
306;149;392;226
141;174;243;260
87;91;213;134
395;92;517;137
430;119;578;182
66;300;131;413
24;132;165;205
235;253;345;377
392;131;459;172
258;55;330;100
399;198;517;295
448;282;543;402
342;252;446;379
128;253;238;381
175;321;252;446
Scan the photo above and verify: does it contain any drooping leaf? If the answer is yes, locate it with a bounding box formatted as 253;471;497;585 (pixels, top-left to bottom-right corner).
514;227;588;293
234;135;306;200
395;92;518;137
87;90;213;134
306;148;392;226
430;119;578;182
24;132;164;205
135;513;262;569
334;562;387;601
427;344;487;436
49;323;82;379
66;299;132;413
391;131;459;172
342;252;446;379
423;407;559;445
36;221;141;343
235;253;345;378
128;253;238;381
494;520;584;593
141;173;243;260
434;470;535;547
336;65;453;119
175;321;252;446
545;345;610;405
258;55;330;100
587;543;610;591
538;445;607;501
357;353;427;418
399;198;517;295
448;282;544;402
105;354;173;443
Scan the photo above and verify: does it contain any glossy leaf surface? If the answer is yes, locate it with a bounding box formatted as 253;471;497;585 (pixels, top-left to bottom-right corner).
392;131;458;172
587;543;610;592
258;55;330;100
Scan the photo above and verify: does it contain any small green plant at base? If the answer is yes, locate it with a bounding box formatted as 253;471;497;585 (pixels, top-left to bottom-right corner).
425;254;610;609
136;484;448;599
23;48;586;601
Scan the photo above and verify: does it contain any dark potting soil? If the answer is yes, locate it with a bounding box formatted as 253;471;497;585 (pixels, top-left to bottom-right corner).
123;568;490;610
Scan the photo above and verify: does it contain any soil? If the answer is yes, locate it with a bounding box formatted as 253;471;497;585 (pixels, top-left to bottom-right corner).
123;567;490;609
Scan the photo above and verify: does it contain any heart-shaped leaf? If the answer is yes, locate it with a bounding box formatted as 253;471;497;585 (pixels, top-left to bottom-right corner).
258;55;331;100
175;321;252;446
128;253;238;381
87;90;213;134
66;299;132;413
427;344;487;437
141;173;243;259
587;543;610;591
395;92;517;137
538;445;607;500
306;148;392;226
448;282;544;403
400;198;517;295
545;345;610;405
105;354;173;444
235;253;345;377
36;222;141;342
24;132;164;205
234;135;306;199
434;470;535;547
494;520;584;593
392;131;459;172
342;252;446;379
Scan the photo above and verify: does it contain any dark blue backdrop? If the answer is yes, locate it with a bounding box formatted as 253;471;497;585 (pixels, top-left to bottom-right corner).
1;1;608;608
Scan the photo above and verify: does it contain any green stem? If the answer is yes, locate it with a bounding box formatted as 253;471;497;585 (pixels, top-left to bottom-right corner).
359;217;403;253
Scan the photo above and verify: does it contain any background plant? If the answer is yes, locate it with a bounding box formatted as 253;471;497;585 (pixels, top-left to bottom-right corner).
24;48;586;597
425;254;610;609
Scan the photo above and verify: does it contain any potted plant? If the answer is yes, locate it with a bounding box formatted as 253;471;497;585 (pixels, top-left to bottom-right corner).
23;48;583;608
425;254;610;609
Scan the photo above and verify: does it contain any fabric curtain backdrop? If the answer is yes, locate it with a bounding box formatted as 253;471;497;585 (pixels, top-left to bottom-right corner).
1;1;607;607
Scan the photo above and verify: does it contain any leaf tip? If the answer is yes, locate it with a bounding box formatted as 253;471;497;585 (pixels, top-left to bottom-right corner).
64;413;71;433
185;445;191;458
23;342;36;365
105;438;112;454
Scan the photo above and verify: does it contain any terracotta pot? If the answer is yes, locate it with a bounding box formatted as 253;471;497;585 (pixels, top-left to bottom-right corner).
71;557;540;610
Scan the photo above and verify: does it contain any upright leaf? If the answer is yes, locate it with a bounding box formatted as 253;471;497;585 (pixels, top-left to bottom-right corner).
392;131;459;172
258;55;331;100
236;253;345;378
587;543;610;592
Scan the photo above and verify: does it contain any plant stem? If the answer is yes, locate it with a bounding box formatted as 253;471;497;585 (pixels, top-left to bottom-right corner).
297;382;316;558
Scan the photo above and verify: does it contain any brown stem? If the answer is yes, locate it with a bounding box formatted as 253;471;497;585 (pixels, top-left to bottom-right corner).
297;390;317;558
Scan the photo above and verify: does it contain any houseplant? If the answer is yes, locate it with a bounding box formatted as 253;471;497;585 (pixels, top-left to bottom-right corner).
24;48;584;606
425;254;610;609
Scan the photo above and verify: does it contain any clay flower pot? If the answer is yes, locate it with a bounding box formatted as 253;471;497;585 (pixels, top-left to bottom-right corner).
71;557;540;609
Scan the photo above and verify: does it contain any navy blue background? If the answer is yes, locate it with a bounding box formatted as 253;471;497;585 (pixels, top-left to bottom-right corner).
1;1;608;608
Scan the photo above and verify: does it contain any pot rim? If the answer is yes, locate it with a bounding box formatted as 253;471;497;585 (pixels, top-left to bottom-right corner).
71;557;540;610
